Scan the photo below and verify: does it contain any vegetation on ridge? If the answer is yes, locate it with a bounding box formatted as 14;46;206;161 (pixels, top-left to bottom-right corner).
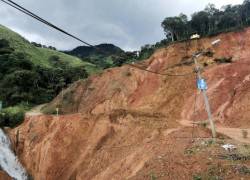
162;1;250;41
140;0;250;60
65;43;139;69
0;25;100;127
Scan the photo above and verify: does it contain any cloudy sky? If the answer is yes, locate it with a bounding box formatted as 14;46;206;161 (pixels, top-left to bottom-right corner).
0;0;244;51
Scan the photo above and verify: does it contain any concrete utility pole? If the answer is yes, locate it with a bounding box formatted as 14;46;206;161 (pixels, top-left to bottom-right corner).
193;54;217;139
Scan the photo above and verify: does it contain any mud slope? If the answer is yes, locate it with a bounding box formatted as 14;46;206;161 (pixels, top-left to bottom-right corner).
9;28;250;180
0;171;11;180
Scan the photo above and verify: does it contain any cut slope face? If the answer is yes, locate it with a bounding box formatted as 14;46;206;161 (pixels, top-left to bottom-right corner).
45;28;250;126
9;28;250;179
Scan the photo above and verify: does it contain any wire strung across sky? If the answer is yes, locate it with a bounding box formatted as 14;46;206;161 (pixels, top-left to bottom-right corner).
0;0;95;47
0;0;196;77
127;63;194;76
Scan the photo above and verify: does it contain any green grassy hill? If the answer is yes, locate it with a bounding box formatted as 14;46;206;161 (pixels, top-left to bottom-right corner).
0;25;100;127
0;25;100;74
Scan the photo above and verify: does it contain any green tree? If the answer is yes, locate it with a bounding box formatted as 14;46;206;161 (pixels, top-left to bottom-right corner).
0;52;33;74
205;4;220;34
218;5;242;29
161;13;189;41
0;70;39;105
191;11;210;35
242;0;250;25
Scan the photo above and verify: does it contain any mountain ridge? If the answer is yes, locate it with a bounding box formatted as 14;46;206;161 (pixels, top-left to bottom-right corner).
65;43;124;58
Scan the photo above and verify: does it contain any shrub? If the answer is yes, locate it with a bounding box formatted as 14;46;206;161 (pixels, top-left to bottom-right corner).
0;104;30;128
193;175;202;180
149;172;157;180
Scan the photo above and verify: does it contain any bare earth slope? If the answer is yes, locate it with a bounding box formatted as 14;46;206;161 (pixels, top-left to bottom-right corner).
7;28;250;179
0;171;11;180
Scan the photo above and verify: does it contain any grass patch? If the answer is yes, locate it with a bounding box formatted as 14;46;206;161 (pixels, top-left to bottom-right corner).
0;103;31;127
237;165;250;175
185;139;217;156
42;106;58;115
193;164;225;180
149;172;157;180
218;144;250;162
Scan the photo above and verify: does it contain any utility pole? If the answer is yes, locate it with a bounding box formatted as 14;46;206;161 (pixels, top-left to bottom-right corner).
193;54;217;139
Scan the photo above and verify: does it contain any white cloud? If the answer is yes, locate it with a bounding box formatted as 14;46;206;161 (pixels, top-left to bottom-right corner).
0;0;244;51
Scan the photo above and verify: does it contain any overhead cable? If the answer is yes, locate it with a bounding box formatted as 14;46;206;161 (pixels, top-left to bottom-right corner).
0;0;195;77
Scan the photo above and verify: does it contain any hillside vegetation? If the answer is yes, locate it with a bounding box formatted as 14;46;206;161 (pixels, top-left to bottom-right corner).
0;25;100;127
65;43;138;69
135;1;250;62
162;1;250;41
0;25;99;73
66;44;123;58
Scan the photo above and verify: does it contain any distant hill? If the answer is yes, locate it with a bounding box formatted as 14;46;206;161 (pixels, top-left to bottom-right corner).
65;43;124;58
65;44;138;69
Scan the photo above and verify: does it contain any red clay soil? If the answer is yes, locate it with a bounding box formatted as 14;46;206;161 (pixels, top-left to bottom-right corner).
0;171;12;180
8;28;250;180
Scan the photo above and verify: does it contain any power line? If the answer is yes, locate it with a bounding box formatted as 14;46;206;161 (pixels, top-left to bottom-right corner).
127;63;194;77
0;0;95;47
0;0;196;77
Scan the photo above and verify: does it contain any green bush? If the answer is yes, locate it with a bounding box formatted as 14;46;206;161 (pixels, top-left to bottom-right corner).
0;104;30;128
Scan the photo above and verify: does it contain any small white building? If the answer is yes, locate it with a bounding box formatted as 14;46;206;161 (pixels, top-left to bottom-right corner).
190;34;200;40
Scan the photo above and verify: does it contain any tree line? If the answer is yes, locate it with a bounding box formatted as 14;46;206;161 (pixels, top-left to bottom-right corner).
161;0;250;41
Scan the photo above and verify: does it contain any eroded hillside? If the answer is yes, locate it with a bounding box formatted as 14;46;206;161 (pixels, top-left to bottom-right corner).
7;28;250;179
